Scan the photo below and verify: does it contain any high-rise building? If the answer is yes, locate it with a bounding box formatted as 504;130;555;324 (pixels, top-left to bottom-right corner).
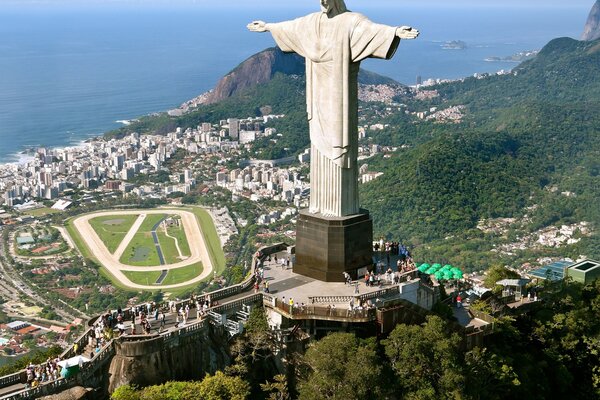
228;118;240;139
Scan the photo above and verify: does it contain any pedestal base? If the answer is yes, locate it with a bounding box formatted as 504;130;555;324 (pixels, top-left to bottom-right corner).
294;209;373;282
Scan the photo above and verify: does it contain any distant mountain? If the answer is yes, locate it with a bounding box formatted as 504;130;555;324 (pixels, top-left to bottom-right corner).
361;36;600;264
197;47;400;105
582;0;600;41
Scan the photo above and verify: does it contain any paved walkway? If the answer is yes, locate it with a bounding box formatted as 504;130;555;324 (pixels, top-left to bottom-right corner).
261;252;415;306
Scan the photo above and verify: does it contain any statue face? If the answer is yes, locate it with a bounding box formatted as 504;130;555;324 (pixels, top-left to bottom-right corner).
320;0;332;13
320;0;346;15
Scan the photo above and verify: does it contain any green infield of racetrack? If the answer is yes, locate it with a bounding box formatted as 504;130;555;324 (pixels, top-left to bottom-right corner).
118;214;167;266
189;207;226;275
122;262;203;286
88;214;139;254
65;207;225;292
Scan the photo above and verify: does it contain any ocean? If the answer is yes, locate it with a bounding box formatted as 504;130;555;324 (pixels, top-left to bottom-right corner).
0;3;591;163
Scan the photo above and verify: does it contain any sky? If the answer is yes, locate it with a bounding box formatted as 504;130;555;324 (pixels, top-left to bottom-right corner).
0;0;595;8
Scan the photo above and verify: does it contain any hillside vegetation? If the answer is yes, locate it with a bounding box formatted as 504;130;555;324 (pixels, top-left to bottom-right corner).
362;37;600;268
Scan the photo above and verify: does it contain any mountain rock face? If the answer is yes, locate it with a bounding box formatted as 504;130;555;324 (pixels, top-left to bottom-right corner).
582;0;600;41
198;47;400;105
201;48;305;104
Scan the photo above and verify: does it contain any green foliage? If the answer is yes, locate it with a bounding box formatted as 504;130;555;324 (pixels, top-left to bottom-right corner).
111;385;141;400
383;316;464;399
197;372;250;400
111;373;250;400
261;374;291;400
483;265;521;291
297;333;388;400
464;347;521;400
245;307;269;336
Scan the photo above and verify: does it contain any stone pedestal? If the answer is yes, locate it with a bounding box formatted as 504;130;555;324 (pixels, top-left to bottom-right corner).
294;209;373;282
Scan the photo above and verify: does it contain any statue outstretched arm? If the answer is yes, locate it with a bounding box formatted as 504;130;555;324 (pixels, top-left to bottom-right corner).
247;20;271;33
396;26;419;39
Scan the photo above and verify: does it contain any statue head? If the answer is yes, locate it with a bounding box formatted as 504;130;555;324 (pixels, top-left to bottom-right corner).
320;0;348;16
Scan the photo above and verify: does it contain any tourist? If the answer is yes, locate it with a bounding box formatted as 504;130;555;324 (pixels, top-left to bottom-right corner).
456;294;462;308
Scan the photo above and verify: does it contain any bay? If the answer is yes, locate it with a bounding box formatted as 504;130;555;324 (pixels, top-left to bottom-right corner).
0;4;590;162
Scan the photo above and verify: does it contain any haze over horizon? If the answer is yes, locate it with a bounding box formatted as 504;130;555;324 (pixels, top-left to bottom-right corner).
1;0;594;9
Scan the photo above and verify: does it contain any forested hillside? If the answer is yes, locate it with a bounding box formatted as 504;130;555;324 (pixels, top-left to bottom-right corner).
362;37;600;269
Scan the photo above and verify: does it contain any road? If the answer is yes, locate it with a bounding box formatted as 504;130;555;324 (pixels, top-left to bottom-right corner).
0;227;87;323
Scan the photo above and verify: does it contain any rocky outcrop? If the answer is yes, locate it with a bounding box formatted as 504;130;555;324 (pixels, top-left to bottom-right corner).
193;47;401;106
39;386;92;400
107;326;231;393
582;1;600;41
201;48;304;105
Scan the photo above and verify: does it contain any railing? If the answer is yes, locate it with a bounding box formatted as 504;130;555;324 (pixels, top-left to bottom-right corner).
0;267;258;398
266;299;377;322
307;271;419;305
60;328;94;359
0;377;74;400
469;309;495;325
309;295;355;304
212;293;262;315
0;373;22;391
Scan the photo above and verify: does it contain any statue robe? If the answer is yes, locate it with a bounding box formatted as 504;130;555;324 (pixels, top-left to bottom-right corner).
269;11;400;217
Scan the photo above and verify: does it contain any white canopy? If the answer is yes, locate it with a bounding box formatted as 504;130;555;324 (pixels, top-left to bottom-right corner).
58;355;90;368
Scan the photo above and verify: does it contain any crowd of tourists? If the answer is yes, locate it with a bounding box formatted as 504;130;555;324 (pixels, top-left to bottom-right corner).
24;358;63;389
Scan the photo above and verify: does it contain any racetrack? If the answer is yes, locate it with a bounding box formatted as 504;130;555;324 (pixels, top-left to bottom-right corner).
72;209;214;290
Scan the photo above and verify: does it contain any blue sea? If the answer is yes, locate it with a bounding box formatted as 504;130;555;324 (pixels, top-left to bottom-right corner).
0;3;591;163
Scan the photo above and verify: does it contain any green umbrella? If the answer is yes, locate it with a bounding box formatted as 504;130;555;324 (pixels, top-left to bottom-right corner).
453;271;464;279
432;263;442;270
443;264;453;270
434;271;443;280
418;263;430;272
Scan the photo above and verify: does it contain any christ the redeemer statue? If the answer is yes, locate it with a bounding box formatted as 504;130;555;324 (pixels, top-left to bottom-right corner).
248;0;418;217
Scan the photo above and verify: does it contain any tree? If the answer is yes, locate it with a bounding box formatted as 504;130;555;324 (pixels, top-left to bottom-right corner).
261;374;291;400
297;333;388;400
382;315;465;399
483;265;520;292
464;347;521;400
198;371;250;400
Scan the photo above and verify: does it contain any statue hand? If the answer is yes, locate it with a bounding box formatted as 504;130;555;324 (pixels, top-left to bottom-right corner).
247;21;268;33
396;26;419;39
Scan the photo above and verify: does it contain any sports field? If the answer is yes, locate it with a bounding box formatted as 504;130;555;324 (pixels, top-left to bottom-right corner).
89;214;139;254
68;208;223;291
